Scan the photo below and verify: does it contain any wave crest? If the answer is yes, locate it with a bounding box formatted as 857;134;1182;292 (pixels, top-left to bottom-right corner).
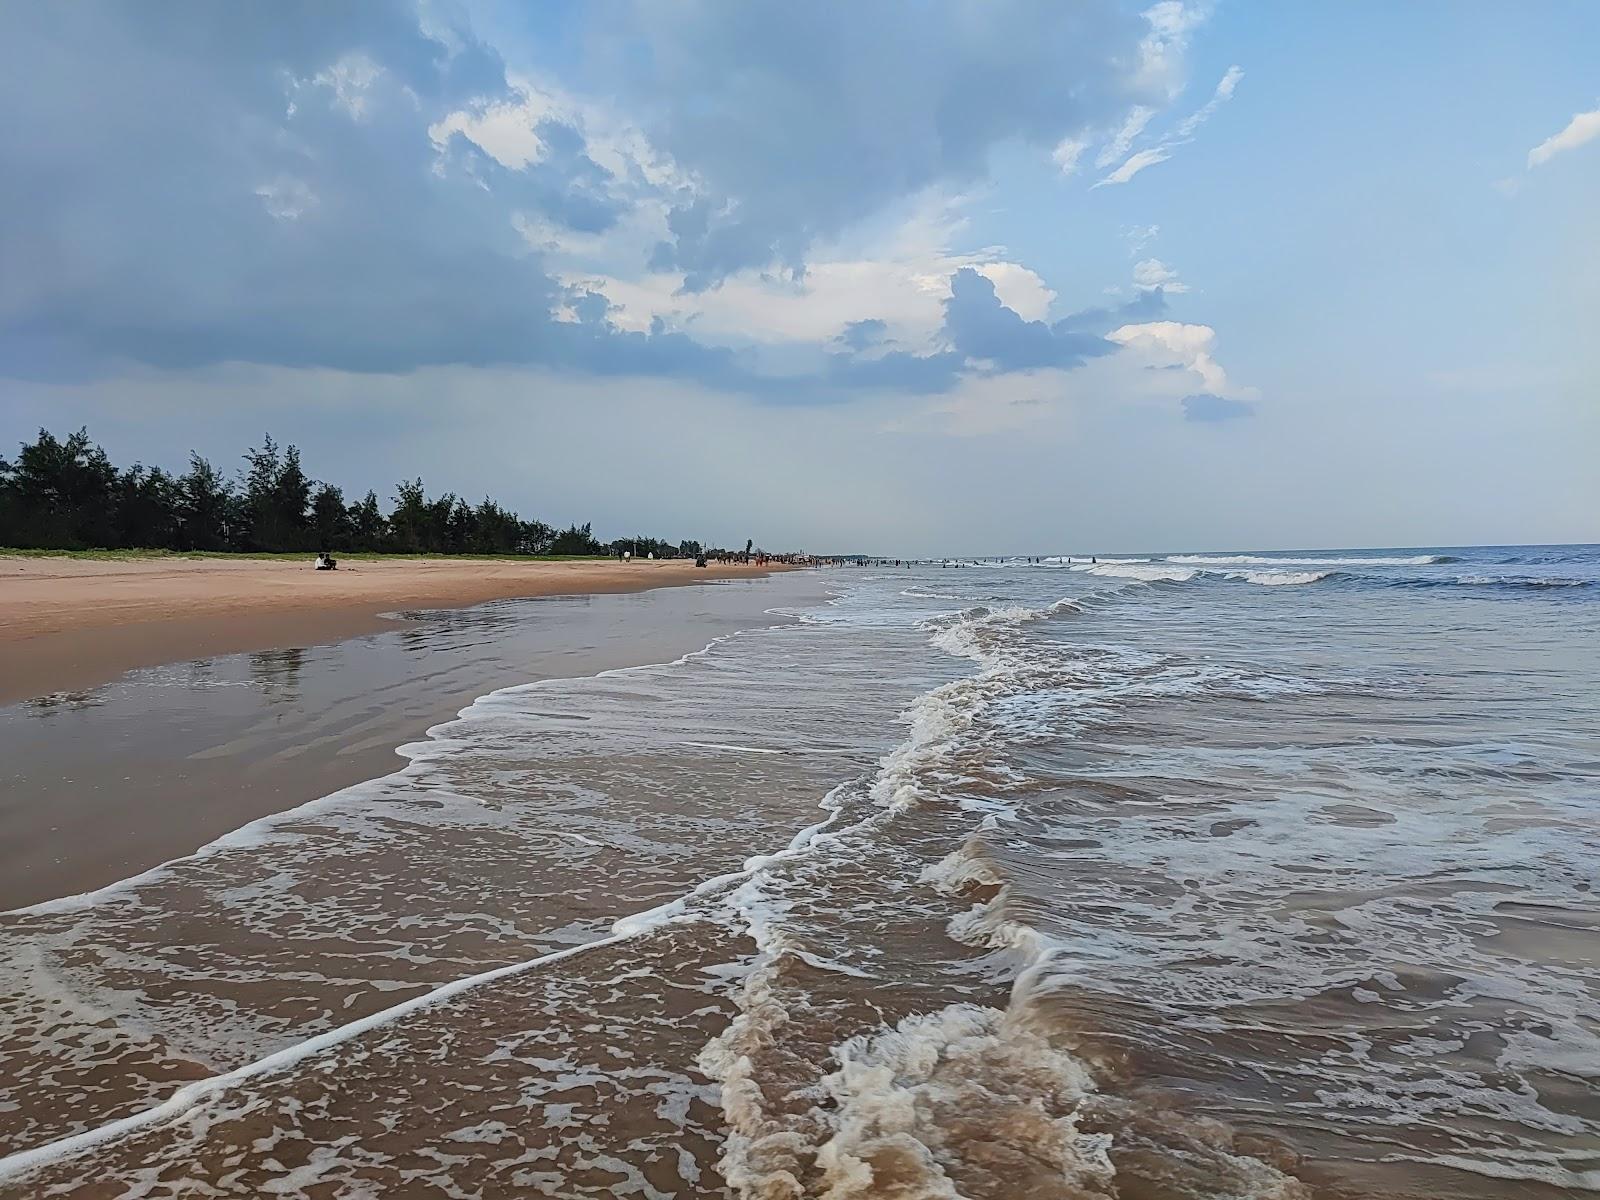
1168;554;1449;567
1229;570;1336;586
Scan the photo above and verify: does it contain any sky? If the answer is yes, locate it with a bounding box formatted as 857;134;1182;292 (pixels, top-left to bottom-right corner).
1;0;1596;555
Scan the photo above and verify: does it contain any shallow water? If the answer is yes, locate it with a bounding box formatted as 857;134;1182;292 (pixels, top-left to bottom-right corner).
1;546;1596;1198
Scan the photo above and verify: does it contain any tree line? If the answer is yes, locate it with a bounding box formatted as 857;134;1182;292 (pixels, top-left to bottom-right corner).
0;428;708;559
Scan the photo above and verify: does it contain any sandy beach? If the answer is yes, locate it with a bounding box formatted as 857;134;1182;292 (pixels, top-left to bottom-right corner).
1;569;829;910
0;555;784;707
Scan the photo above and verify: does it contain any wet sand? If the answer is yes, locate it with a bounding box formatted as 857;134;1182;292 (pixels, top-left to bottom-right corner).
0;572;830;911
0;555;785;707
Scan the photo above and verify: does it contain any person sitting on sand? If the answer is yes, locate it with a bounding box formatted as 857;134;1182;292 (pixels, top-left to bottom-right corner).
315;551;338;571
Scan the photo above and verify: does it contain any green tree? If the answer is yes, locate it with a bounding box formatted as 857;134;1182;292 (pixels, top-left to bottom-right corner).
347;490;387;551
239;435;283;550
549;522;600;555
388;478;429;552
239;435;311;551
8;427;119;548
0;425;723;560
519;518;554;556
178;453;235;550
445;497;474;554
272;445;313;551
114;464;181;549
310;483;350;550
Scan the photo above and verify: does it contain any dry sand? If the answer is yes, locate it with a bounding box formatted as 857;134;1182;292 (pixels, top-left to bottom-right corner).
0;555;786;706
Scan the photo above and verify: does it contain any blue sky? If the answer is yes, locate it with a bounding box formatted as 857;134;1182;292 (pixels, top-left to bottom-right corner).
2;1;1595;554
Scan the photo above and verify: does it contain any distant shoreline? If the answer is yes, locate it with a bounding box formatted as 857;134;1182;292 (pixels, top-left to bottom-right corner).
0;555;790;706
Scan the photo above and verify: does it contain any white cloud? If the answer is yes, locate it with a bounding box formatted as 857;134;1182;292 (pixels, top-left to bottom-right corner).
973;262;1057;320
1135;1;1209;94
312;53;383;120
1097;106;1157;167
1175;64;1243;137
255;177;318;221
1052;136;1090;175
1093;147;1171;187
1092;65;1241;188
1527;107;1600;169
429;96;552;169
893;311;1250;438
1108;320;1239;396
562;200;1056;352
1124;224;1161;254
1132;257;1188;292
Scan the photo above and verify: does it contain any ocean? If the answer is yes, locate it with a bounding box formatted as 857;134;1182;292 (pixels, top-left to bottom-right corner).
1;545;1596;1198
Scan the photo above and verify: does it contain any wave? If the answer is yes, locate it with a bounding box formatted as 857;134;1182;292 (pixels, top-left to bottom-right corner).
696;593;1319;1199
1167;553;1452;567
1370;575;1596;594
1069;562;1333;587
1040;556;1149;566
1455;574;1591;589
0;737;867;1185
1228;570;1336;587
1073;563;1199;583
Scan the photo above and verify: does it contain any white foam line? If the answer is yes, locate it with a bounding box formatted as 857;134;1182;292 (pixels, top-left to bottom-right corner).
7;622;781;919
0;776;860;1182
0;930;631;1180
680;741;787;755
678;742;858;757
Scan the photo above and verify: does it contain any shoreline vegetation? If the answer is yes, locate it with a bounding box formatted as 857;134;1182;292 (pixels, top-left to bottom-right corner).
0;547;612;562
0;425;813;705
0;427;771;562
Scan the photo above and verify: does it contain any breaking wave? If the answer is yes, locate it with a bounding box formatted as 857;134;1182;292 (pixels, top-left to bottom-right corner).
1226;569;1336;586
1454;574;1591;589
1166;553;1454;566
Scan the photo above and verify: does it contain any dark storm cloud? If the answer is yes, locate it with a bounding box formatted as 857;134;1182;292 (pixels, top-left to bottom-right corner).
0;1;1182;400
825;268;1166;392
595;0;1156;287
0;1;725;380
942;269;1116;370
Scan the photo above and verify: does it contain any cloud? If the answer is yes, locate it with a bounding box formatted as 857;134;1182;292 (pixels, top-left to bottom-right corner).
1097;107;1158;167
1132;258;1189;293
1175;64;1244;137
834;319;889;353
0;0;1219;397
1052;136;1090;175
0;0;1234;425
1133;1;1210;94
1182;392;1254;422
1527;107;1600;168
589;1;1168;286
1107;320;1235;396
1093;64;1242;187
824;268;1165;394
0;1;750;383
1094;146;1172;187
1124;224;1161;254
560;197;1063;366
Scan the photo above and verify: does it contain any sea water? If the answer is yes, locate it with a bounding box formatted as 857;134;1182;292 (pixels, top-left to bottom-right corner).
1;546;1596;1197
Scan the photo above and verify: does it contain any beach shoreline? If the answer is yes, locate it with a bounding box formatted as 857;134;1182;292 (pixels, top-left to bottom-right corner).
0;568;829;910
0;555;790;706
